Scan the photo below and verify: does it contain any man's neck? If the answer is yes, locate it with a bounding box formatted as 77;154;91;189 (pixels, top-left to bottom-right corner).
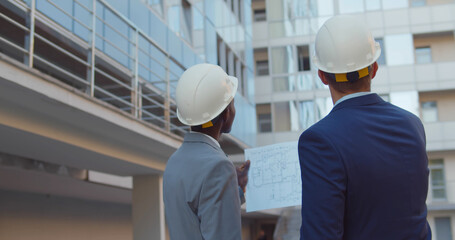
192;128;221;142
329;87;371;105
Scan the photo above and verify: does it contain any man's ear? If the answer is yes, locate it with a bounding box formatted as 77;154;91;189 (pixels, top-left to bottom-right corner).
371;62;378;79
318;70;329;85
221;107;229;123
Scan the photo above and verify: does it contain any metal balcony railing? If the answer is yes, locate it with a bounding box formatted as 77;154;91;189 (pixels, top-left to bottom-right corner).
0;0;190;136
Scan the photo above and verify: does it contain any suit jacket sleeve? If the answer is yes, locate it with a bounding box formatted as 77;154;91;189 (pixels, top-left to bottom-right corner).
299;129;347;240
198;159;242;240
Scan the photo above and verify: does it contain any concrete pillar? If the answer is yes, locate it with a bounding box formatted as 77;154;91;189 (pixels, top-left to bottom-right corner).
132;175;165;240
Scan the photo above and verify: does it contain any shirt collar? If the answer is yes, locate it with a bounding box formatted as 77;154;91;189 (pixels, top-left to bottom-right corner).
334;92;375;107
190;131;221;148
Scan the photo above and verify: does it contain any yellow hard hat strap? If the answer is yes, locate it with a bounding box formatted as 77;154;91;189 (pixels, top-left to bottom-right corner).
333;66;371;82
202;121;214;128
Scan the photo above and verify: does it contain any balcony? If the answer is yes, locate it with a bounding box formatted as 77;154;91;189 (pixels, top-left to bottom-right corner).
425;121;455;152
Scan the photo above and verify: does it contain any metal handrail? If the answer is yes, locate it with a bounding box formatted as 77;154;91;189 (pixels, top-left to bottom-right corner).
141;109;167;124
95;32;135;61
137;61;167;82
0;36;29;54
0;12;30;31
140;93;167;109
34;33;89;67
95;67;134;91
46;0;92;31
95;14;134;45
0;0;191;136
73;0;93;13
94;85;134;107
137;45;168;70
33;55;90;86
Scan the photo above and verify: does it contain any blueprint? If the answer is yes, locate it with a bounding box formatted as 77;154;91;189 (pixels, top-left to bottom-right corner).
244;141;301;212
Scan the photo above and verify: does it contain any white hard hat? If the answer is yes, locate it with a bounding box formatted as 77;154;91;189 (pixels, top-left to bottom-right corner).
176;63;238;126
312;15;381;74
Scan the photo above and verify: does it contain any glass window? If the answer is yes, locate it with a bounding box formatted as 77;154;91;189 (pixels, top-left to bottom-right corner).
131;0;150;35
411;0;426;7
254;9;267;21
181;0;192;44
258;113;272;132
382;0;408;9
204;19;217;64
339;0;364;14
296;74;313;91
435;217;453;240
376;38;386;65
298;101;315;130
149;0;163;15
168;6;180;34
421;101;438;122
297;45;310;71
429;159;446;200
385;34;414;66
254;47;269;75
193;7;204;30
273;102;291;132
74;0;91;42
149;13;167;49
293;0;309;18
415;47;432;64
271;46;295;74
256;60;269;76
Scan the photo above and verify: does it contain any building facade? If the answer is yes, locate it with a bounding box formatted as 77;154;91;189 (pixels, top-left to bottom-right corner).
0;0;260;239
252;0;455;239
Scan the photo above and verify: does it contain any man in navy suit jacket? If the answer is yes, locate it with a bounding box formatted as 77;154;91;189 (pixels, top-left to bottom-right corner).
298;15;431;239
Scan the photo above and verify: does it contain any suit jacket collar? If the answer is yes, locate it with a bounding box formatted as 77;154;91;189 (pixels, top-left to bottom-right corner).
183;132;223;152
330;93;384;113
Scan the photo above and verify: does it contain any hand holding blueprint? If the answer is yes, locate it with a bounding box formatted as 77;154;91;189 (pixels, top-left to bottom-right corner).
244;141;301;212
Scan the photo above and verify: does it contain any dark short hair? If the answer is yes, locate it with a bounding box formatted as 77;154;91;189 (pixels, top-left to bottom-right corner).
322;65;373;93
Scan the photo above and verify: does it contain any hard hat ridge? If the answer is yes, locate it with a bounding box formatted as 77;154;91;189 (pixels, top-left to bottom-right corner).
313;15;381;75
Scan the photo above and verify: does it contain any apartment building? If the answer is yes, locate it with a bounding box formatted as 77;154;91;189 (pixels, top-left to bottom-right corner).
0;0;262;239
252;0;455;239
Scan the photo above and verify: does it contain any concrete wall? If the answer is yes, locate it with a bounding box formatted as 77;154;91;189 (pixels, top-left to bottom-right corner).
0;190;132;240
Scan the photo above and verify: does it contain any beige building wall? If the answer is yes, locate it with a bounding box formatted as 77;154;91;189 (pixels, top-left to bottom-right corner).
414;32;455;62
251;0;266;11
0;190;132;240
427;0;455;5
420;90;455;122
